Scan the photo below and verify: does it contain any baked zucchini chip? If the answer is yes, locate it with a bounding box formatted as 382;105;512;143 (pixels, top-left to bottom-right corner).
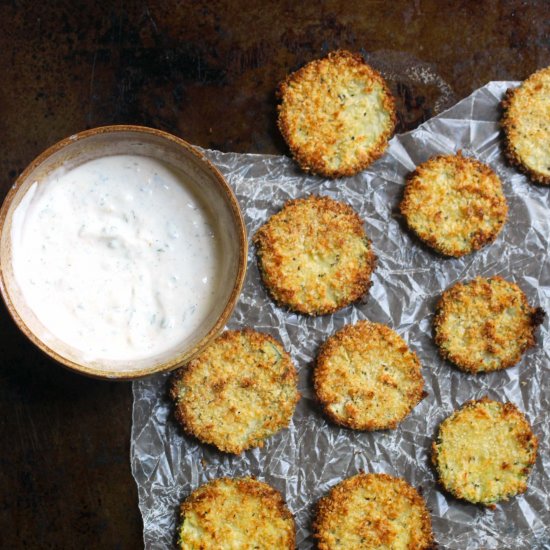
313;472;435;549
434;276;544;373
171;329;299;454
314;321;425;430
433;398;538;507
178;477;295;549
277;50;396;178
254;195;376;315
400;153;508;257
501;65;550;185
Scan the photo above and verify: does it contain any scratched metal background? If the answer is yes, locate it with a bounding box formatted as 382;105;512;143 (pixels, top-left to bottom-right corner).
0;1;549;547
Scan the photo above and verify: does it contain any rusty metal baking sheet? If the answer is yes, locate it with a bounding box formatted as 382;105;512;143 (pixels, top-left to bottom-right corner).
131;81;550;549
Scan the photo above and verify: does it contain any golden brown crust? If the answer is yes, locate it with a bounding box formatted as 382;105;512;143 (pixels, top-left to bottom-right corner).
432;398;538;507
433;277;544;373
501;66;550;185
400;153;508;257
170;329;299;454
178;477;295;549
253;195;377;316
313;473;435;549
277;49;397;178
314;321;425;430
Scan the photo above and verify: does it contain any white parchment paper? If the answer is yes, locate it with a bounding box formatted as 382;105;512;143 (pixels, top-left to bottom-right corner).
131;82;550;549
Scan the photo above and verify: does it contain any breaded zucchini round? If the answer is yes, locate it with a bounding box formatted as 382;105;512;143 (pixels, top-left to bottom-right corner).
277;49;396;178
253;195;376;316
314;321;425;430
432;398;538;507
400;153;508;257
170;329;299;454
313;473;435;549
501;66;550;185
178;477;295;549
434;277;544;373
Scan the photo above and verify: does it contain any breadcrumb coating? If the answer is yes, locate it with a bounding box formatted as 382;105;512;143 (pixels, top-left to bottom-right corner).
400;153;508;257
432;398;538;507
179;477;295;549
314;321;425;430
277;50;396;178
501;65;550;185
434;277;544;373
254;195;376;315
170;329;299;454
313;473;435;549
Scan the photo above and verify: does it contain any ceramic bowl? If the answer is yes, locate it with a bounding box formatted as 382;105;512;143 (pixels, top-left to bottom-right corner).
0;125;247;379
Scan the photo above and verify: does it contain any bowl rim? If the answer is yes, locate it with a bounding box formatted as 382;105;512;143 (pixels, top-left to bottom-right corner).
0;124;248;380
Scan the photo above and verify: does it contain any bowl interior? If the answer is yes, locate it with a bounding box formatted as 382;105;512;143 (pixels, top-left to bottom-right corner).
0;127;246;379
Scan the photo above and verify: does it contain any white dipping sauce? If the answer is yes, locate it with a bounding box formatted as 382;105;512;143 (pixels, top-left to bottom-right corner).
11;155;221;362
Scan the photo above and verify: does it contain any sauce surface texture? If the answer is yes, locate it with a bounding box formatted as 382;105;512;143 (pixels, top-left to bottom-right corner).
11;154;221;362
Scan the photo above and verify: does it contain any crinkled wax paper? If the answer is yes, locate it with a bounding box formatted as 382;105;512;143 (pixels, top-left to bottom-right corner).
131;82;550;549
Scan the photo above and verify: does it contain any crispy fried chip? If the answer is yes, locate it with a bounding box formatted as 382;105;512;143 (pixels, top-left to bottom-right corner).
179;477;295;549
313;473;435;549
400;153;508;257
254;195;376;315
434;276;544;373
277;50;396;178
170;329;299;454
432;398;538;507
314;321;425;430
501;66;550;185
